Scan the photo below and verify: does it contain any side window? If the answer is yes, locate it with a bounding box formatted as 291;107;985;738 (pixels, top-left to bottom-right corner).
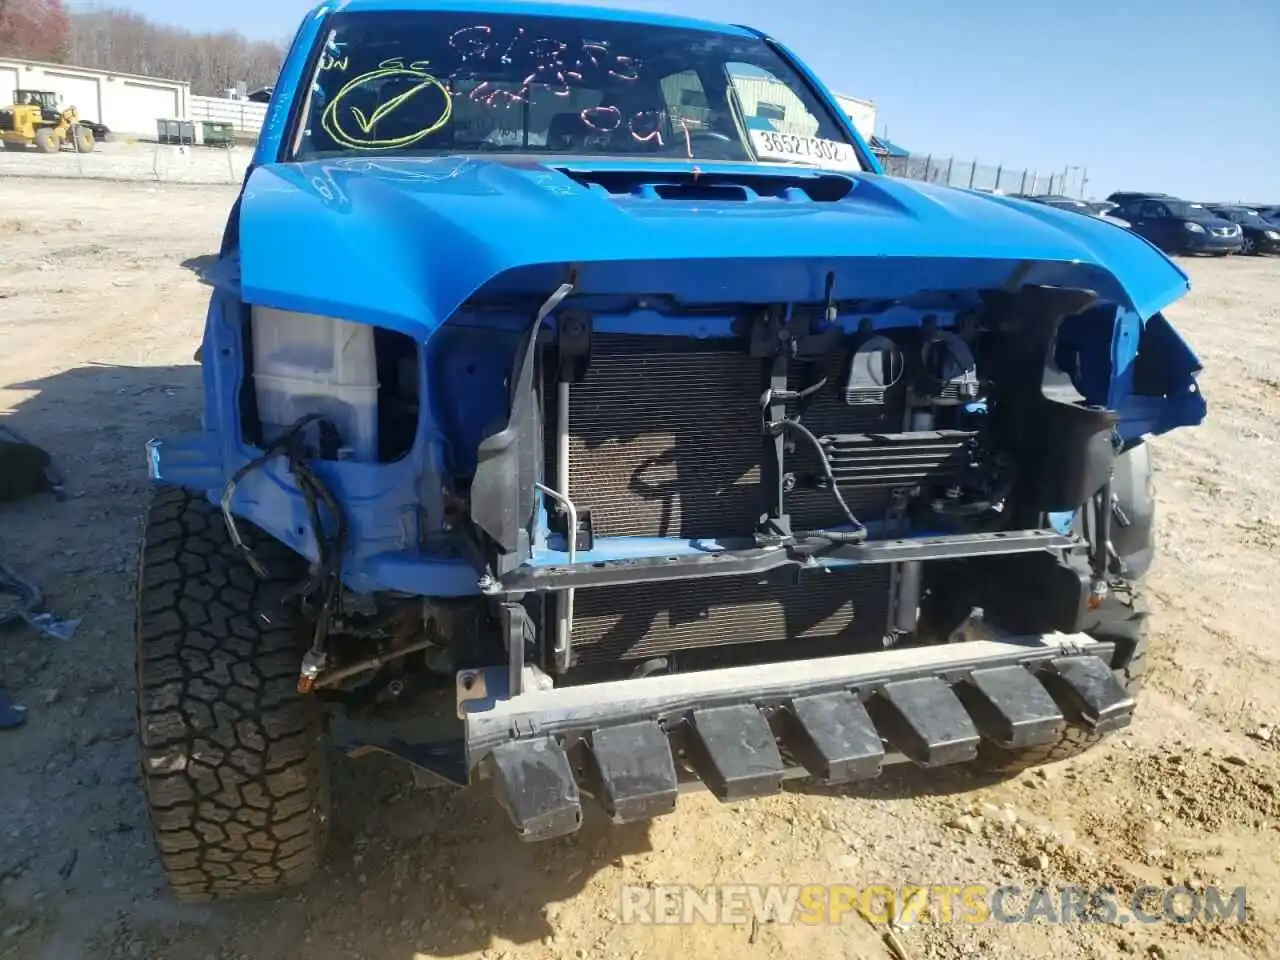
724;61;821;139
1138;201;1165;219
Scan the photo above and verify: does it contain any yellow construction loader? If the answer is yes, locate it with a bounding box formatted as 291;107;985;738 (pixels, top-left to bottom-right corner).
0;90;96;153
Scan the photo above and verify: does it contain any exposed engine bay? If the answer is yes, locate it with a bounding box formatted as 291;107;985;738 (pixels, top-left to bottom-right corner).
219;270;1173;716
446;279;1124;687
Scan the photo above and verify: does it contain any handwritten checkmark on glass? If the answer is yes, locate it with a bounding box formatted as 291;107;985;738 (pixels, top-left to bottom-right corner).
349;80;438;134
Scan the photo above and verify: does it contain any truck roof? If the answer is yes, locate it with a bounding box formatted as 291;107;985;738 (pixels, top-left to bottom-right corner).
317;0;756;36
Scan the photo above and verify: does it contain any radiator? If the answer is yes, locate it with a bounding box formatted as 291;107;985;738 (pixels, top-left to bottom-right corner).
542;333;946;662
544;336;913;539
570;567;892;665
546;335;763;539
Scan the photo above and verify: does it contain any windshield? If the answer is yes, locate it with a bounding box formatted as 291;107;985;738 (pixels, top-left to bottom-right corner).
1166;201;1212;219
288;11;862;169
1214;208;1267;226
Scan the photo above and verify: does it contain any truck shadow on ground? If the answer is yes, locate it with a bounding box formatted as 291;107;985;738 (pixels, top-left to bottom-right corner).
180;253;221;284
789;759;1015;802
0;361;653;960
2;360;1038;960
218;750;658;958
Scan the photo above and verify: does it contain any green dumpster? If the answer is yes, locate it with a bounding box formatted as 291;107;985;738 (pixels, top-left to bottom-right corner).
199;121;235;147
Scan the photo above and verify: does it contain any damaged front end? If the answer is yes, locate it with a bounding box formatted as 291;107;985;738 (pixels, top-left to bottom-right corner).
152;159;1206;840
445;253;1199;837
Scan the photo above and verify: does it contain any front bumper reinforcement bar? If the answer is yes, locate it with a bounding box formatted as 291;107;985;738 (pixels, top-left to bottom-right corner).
459;631;1134;842
488;529;1076;595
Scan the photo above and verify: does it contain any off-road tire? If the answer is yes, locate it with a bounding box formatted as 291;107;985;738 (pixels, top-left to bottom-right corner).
974;594;1148;774
135;487;330;902
33;127;57;153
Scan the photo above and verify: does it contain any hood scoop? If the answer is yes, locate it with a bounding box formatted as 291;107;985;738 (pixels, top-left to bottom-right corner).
552;167;857;204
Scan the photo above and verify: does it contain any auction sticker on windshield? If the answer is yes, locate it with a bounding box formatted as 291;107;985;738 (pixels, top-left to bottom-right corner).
749;129;861;171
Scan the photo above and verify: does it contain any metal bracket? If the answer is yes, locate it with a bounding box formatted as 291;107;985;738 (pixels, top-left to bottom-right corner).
748;307;788;359
556;308;593;383
756;308;793;544
497;601;536;697
495;530;1077;594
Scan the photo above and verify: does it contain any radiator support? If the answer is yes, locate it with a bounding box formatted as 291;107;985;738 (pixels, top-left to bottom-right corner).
538;328;986;669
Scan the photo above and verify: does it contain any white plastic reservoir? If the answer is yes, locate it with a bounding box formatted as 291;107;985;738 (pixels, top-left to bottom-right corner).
250;305;380;461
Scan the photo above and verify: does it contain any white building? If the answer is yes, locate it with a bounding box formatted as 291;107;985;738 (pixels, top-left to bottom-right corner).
654;69;878;146
712;78;878;144
0;58;189;136
832;93;877;143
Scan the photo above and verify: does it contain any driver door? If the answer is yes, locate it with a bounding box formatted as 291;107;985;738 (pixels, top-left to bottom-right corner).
1130;200;1172;248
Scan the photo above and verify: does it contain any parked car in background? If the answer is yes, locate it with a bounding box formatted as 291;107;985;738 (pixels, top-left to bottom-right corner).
1255;206;1280;226
1019;195;1132;229
1110;197;1243;255
1106;191;1173;206
1205;205;1280;255
1087;202;1132;228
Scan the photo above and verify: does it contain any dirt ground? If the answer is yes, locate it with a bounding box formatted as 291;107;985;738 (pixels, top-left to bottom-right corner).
0;177;1277;960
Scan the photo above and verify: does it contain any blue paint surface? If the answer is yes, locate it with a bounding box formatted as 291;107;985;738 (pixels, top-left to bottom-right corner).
1046;512;1075;536
235;156;1191;341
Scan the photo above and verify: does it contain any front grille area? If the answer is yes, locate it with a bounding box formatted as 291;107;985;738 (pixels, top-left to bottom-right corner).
542;332;942;664
543;336;921;539
570;566;892;665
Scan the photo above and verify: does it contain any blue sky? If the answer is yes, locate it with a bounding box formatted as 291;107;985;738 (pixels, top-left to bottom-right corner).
114;0;1278;200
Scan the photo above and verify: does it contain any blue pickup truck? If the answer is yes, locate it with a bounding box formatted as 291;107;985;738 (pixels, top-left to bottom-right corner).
134;0;1206;902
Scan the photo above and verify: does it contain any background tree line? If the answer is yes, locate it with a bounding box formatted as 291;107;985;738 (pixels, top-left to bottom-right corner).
0;0;287;96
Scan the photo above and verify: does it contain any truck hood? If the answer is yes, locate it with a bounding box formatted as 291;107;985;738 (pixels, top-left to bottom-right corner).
235;155;1191;338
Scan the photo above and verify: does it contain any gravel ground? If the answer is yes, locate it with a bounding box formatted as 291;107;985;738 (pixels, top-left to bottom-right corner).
0;177;1278;960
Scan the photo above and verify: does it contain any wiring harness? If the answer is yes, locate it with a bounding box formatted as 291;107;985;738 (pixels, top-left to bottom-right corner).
219;413;349;691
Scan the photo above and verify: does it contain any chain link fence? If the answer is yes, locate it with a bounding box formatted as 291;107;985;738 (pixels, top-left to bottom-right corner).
1;138;1088;199
879;153;1087;198
0;138;250;185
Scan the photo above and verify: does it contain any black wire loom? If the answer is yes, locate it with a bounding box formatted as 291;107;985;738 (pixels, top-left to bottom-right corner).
219;414;350;684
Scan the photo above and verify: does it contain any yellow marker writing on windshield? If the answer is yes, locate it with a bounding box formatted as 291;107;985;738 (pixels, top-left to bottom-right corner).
321;65;453;151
